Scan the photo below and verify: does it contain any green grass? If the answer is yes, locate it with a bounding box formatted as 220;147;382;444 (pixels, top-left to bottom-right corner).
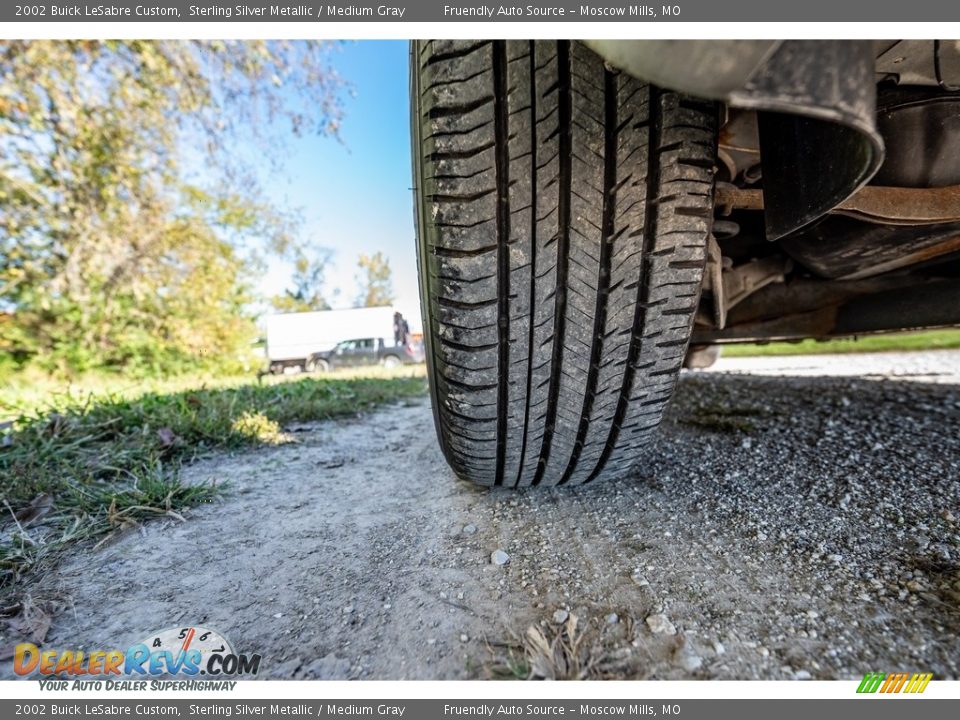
0;367;427;597
722;329;960;357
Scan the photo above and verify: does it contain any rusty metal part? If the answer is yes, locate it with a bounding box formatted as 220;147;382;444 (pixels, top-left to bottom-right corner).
715;183;763;213
833;184;960;225
715;183;960;227
722;255;791;315
701;235;790;330
692;278;960;344
717;109;761;184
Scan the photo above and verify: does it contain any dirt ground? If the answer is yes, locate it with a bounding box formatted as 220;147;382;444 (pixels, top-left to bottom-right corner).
13;351;960;680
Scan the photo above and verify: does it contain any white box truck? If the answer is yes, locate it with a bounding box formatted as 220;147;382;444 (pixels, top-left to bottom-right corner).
265;306;411;374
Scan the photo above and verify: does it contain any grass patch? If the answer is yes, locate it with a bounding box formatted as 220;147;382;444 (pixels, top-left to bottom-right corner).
486;614;598;680
0;367;427;599
722;328;960;358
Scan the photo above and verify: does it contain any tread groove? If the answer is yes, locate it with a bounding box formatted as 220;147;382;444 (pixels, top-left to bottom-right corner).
513;40;539;490
493;40;511;487
531;40;572;487
585;84;664;483
558;68;617;486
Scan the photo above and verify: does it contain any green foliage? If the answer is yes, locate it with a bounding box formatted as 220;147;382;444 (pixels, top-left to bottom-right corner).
270;245;333;313
0;370;427;594
0;40;347;376
721;329;960;357
355;250;395;307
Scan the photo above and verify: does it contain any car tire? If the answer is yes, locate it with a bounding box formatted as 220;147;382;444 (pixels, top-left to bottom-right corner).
412;40;718;487
382;355;402;369
314;358;330;373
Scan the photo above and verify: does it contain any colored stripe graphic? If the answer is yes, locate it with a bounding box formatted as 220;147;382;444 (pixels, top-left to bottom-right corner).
857;673;886;693
857;672;932;694
904;673;933;693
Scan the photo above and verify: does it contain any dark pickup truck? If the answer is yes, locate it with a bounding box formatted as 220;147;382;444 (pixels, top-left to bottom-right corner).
308;337;423;372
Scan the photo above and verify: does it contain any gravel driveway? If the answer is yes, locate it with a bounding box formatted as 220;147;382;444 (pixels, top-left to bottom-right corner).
21;351;960;680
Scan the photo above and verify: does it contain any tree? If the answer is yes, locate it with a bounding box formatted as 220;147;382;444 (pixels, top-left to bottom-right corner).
355;251;395;307
0;40;346;375
271;246;333;313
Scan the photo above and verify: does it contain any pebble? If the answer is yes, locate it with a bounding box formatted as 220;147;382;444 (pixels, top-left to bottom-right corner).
678;650;703;672
646;614;677;635
553;609;569;624
459;634;469;643
795;670;812;680
491;549;510;565
606;613;619;624
463;524;477;535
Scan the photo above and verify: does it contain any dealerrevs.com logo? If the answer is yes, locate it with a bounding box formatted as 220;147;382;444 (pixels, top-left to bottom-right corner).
14;626;261;677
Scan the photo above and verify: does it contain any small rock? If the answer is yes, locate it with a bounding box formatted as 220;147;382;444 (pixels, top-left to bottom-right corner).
943;510;956;523
713;641;726;656
646;614;677;635
553;609;569;624
606;613;619;625
806;610;820;619
383;603;392;610
459;634;469;643
677;651;703;672
342;605;354;614
427;638;436;645
272;613;283;619
491;549;510;566
741;438;753;450
463;524;478;535
795;670;812;680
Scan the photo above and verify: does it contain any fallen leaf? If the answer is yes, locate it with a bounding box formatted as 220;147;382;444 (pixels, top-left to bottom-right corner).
14;494;54;527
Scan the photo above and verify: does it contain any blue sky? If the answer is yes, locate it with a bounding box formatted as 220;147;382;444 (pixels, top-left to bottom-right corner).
255;40;421;330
